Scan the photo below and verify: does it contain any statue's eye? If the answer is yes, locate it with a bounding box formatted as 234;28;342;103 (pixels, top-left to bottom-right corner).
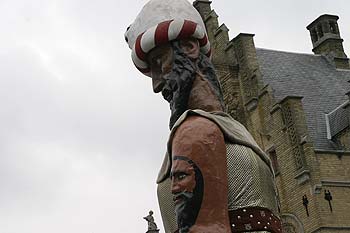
150;57;162;71
153;57;162;67
178;173;187;180
173;172;187;181
171;171;188;181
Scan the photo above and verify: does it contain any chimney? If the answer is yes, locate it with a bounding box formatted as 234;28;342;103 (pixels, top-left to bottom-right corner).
306;14;349;69
193;0;212;20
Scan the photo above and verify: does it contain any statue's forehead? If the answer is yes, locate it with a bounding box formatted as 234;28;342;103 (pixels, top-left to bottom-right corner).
172;159;194;172
147;44;172;60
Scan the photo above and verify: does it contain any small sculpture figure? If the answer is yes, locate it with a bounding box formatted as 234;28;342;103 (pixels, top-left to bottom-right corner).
144;210;159;233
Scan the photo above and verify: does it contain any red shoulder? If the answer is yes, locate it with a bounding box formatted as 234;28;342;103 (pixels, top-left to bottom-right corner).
177;115;221;135
172;115;224;154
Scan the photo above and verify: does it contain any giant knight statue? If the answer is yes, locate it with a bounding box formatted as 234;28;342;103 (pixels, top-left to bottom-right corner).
125;0;282;232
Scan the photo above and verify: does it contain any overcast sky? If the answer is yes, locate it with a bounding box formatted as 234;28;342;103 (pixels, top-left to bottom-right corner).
0;1;349;233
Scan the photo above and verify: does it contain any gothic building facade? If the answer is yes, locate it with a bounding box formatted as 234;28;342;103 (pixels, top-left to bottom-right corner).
193;0;350;232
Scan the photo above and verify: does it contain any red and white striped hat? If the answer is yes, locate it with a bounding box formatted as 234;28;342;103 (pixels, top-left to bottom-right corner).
125;0;211;77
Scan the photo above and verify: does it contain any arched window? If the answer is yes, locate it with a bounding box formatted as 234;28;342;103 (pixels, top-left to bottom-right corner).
283;223;297;233
329;21;337;34
317;24;324;38
281;214;304;233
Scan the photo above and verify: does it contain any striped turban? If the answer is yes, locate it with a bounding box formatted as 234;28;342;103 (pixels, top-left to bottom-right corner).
125;0;211;77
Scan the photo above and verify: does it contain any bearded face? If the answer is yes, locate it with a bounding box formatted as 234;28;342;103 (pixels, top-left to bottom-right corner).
147;39;225;129
147;42;197;129
171;156;204;233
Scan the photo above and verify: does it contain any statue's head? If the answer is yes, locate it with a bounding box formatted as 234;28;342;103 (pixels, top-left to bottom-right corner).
149;210;153;216
125;0;225;129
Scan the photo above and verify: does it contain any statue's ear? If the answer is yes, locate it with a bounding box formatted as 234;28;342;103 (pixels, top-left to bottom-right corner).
179;38;200;59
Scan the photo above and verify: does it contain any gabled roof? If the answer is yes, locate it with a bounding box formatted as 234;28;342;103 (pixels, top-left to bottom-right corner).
256;48;350;150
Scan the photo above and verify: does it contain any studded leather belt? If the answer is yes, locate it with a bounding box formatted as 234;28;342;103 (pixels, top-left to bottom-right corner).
229;207;282;232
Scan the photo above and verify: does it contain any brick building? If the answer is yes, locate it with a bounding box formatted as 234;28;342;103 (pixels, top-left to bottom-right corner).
193;0;350;232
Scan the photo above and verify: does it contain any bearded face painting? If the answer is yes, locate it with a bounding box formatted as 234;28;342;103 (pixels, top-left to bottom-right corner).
171;156;203;233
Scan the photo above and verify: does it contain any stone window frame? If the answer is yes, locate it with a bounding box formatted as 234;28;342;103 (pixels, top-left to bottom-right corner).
281;102;306;171
266;146;280;176
281;213;305;233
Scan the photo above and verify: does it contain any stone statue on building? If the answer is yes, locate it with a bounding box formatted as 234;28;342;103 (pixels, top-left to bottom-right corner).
125;0;281;232
144;210;159;233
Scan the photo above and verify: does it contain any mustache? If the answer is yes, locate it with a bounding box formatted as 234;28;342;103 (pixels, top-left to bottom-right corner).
174;191;195;233
173;191;193;204
161;52;196;104
161;75;178;102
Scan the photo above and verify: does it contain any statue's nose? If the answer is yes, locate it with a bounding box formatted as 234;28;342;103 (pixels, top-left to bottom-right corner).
171;180;181;194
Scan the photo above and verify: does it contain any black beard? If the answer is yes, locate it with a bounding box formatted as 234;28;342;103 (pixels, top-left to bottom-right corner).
173;191;198;233
161;48;197;129
161;41;225;129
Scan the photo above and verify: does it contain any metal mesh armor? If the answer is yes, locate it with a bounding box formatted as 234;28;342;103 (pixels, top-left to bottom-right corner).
157;177;177;233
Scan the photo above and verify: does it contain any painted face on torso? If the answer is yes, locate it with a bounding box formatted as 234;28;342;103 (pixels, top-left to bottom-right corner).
171;156;204;232
171;159;196;198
